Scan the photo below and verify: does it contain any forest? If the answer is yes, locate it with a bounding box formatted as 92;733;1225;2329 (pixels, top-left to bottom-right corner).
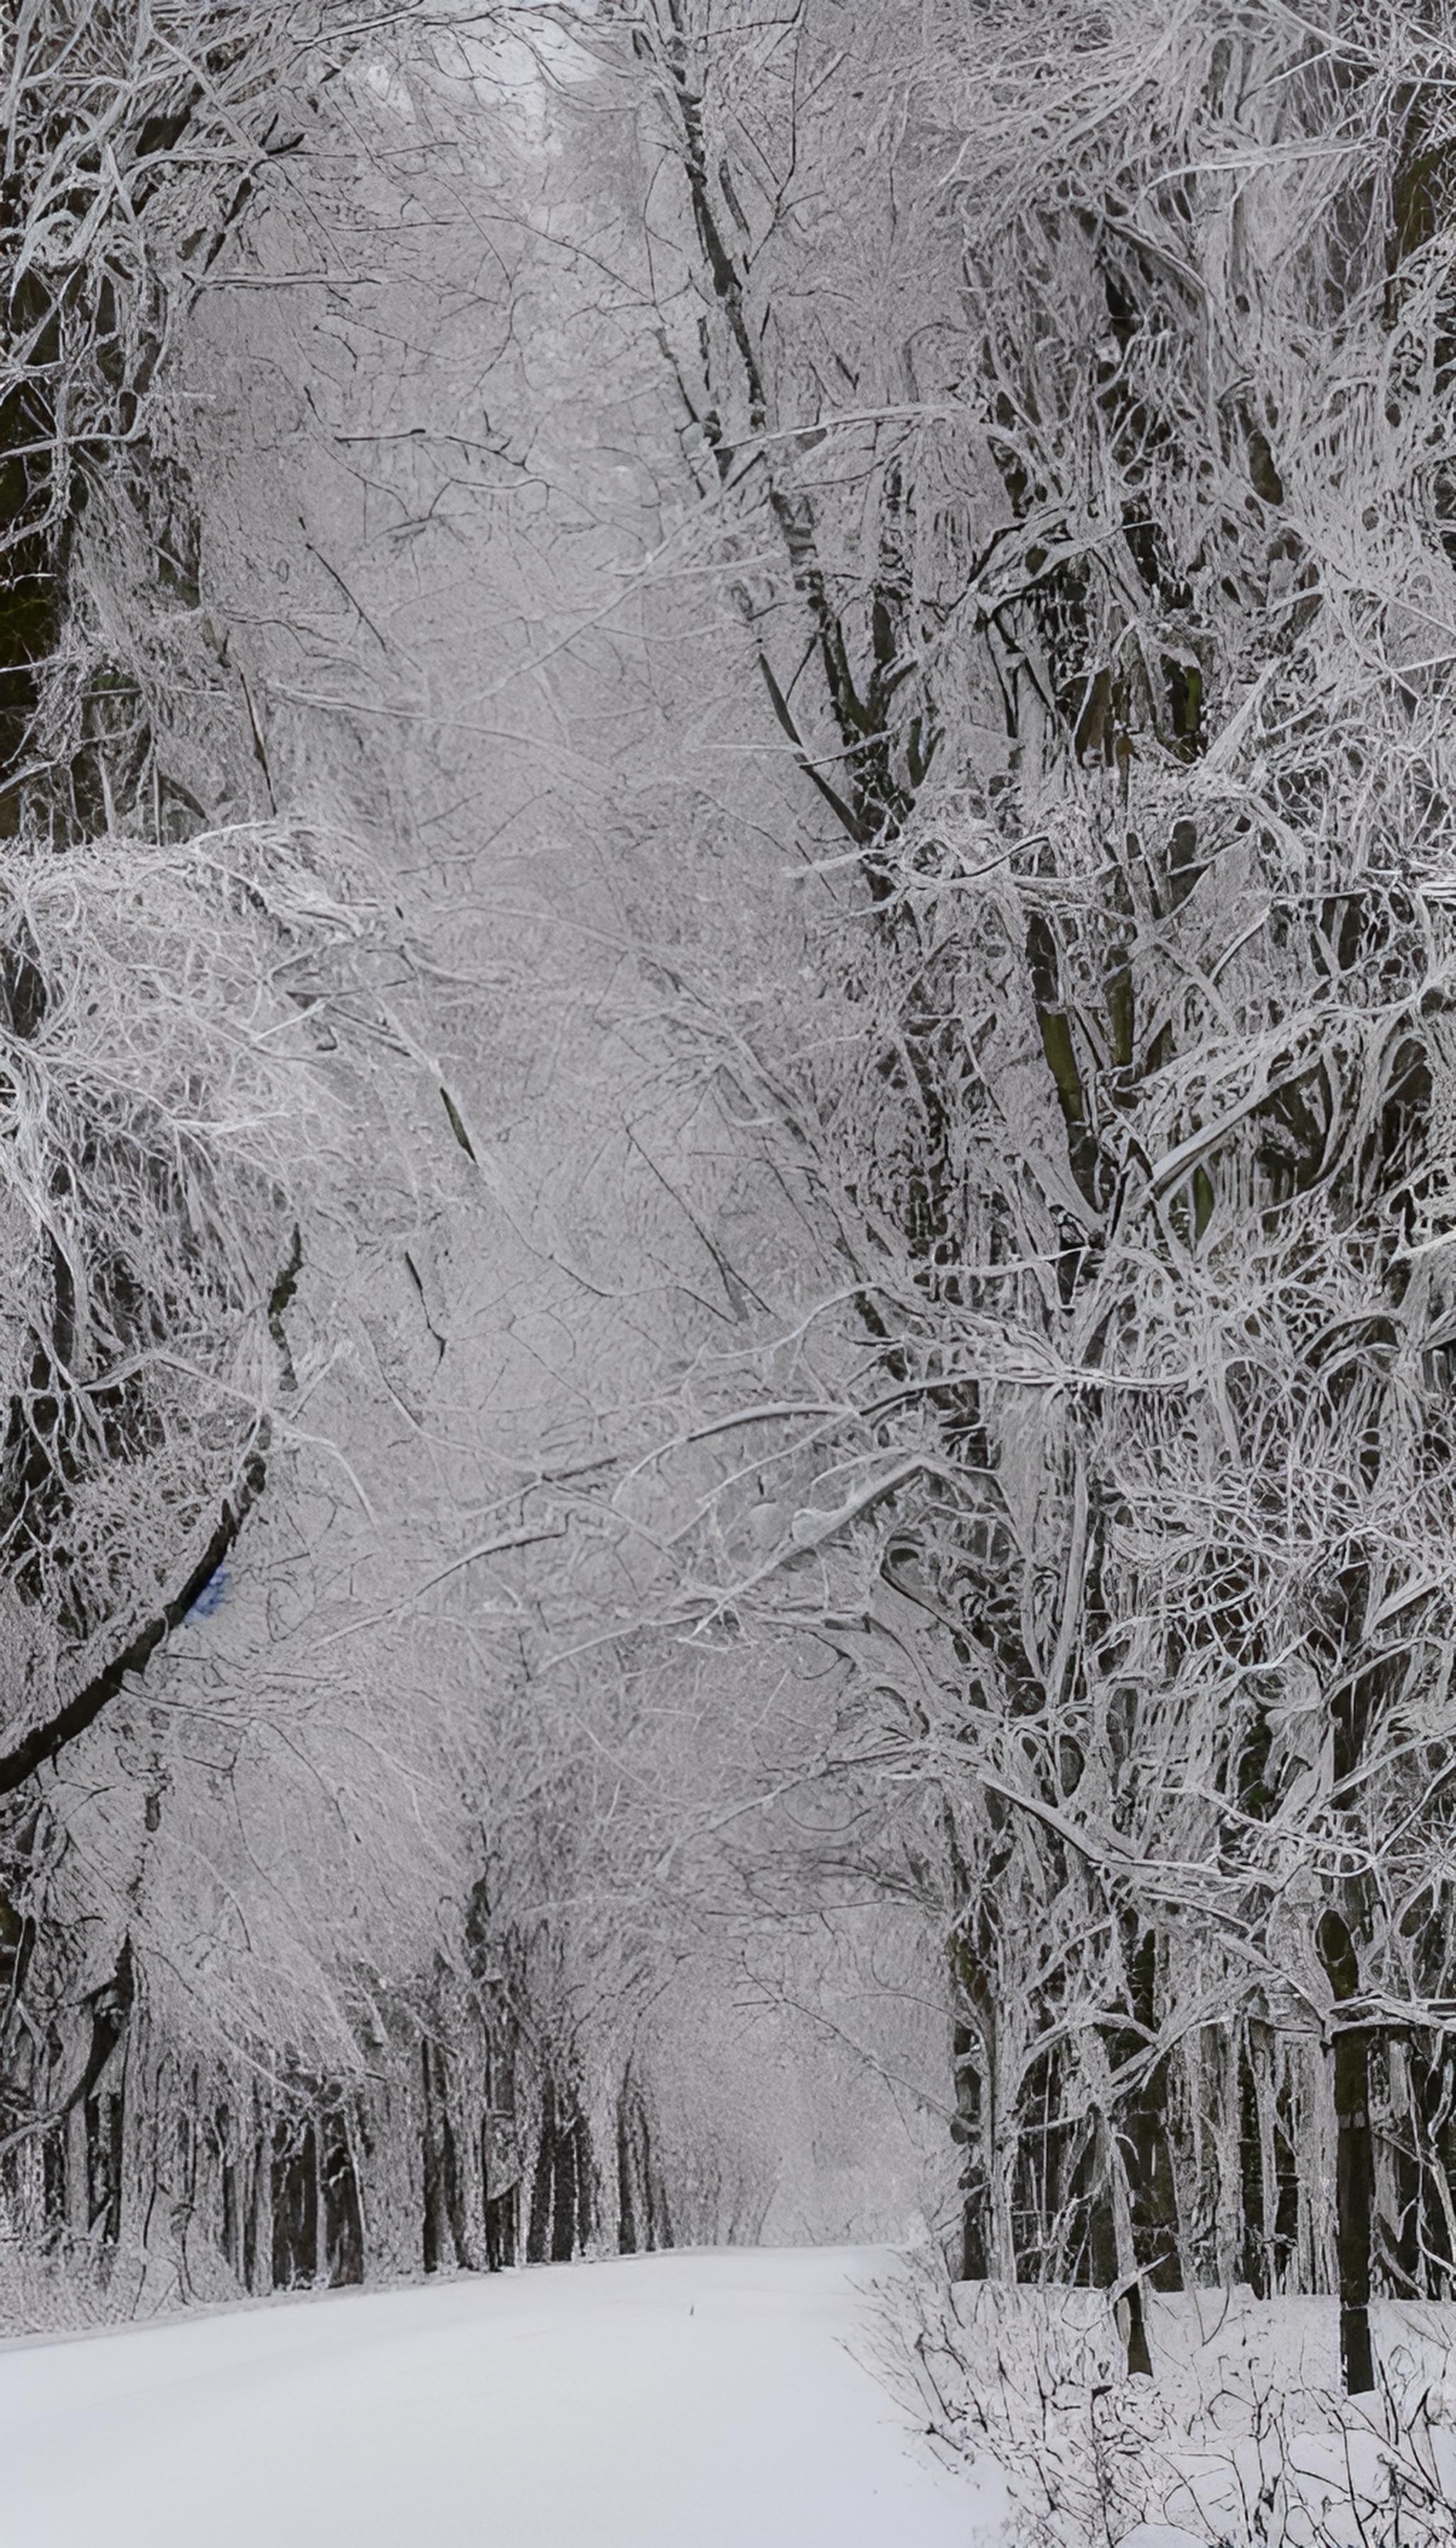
6;0;1456;2537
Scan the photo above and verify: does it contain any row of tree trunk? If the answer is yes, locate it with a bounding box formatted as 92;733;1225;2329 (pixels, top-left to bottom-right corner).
0;1937;688;2311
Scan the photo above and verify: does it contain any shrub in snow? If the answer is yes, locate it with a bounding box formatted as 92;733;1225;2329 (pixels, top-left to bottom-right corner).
879;2260;1456;2547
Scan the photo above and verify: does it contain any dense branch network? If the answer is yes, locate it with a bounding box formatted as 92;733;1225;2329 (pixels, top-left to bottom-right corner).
611;0;1456;2381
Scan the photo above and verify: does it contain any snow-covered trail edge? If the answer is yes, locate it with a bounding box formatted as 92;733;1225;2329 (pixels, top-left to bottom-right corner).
1;2244;1004;2545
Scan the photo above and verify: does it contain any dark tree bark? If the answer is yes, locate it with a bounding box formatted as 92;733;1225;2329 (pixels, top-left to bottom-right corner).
526;2073;556;2266
572;2109;594;2255
551;2099;578;2264
421;2038;469;2274
1320;1912;1375;2393
1332;2026;1376;2395
85;2091;124;2245
484;2183;517;2271
481;2078;521;2273
321;2109;364;2287
1123;2281;1152;2382
218;2103;240;2273
616;2077;640;2256
271;2118;318;2291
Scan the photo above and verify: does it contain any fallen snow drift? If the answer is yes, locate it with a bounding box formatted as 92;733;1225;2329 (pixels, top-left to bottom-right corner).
0;2244;1002;2547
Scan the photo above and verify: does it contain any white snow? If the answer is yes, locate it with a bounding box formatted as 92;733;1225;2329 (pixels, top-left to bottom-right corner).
0;2244;1003;2547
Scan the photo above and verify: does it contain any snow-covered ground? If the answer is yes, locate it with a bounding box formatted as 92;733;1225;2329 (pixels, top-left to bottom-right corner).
1;2245;1003;2546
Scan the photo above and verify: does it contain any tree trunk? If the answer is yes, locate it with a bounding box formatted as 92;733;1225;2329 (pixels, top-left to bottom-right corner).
1320;1912;1374;2392
551;2097;577;2263
422;2039;469;2274
218;2104;239;2272
1332;2025;1375;2393
272;2117;318;2290
616;2077;639;2255
573;2109;594;2255
245;2093;273;2296
482;2099;520;2271
321;2107;364;2287
526;2073;555;2265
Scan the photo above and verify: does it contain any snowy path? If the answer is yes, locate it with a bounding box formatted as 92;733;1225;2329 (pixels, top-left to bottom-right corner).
1;2246;999;2546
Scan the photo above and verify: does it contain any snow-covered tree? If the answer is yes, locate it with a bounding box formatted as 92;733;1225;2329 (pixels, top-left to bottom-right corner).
603;0;1456;2384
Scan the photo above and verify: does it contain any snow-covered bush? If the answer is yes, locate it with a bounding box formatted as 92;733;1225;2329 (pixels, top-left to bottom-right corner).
879;2260;1456;2546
